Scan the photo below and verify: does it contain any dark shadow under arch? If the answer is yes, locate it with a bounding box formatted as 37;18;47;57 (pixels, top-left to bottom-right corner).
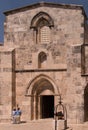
38;51;47;68
26;74;60;96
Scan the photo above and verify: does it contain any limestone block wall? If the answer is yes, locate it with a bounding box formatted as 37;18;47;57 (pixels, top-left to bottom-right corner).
4;5;84;47
1;3;87;124
14;45;86;123
84;46;88;74
15;49;86;124
15;71;67;121
85;23;88;43
81;44;88;75
66;45;86;123
0;49;13;122
15;45;67;70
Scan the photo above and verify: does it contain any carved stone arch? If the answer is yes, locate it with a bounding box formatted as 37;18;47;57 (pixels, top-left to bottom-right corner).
26;74;60;120
30;12;54;44
26;74;59;96
30;12;54;29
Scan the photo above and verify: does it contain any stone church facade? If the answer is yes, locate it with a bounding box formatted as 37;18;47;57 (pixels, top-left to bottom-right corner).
0;2;88;124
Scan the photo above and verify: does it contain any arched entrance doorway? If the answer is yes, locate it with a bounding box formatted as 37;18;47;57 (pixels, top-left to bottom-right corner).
32;78;55;120
26;74;59;120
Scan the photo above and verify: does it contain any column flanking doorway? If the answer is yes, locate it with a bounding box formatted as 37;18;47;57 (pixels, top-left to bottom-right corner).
40;95;54;119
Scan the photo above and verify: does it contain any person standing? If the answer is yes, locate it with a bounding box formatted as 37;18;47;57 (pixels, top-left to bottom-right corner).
16;107;22;123
12;107;16;124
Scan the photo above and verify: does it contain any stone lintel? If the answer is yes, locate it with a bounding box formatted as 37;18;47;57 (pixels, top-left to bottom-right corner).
15;68;67;73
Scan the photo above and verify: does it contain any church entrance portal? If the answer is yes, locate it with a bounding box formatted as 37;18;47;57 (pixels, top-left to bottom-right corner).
28;75;59;120
40;95;54;119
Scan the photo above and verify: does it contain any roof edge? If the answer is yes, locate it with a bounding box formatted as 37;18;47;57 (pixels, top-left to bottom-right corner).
0;43;4;46
3;1;87;17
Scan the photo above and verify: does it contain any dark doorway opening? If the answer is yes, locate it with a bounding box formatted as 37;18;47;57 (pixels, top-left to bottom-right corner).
84;84;88;121
41;95;54;119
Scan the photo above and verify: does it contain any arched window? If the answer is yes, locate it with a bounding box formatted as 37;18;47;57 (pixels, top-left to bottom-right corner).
30;12;54;44
38;52;47;68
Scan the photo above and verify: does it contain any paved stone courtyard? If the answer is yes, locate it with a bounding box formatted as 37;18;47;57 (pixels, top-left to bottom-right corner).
0;120;88;130
0;119;53;130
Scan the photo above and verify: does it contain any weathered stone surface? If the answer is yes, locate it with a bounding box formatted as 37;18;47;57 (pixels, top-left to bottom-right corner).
0;2;87;126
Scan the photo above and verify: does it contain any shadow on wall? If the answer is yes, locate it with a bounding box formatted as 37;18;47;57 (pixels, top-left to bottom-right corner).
84;83;88;122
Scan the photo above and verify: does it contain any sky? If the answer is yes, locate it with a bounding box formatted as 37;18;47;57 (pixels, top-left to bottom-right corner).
0;0;88;42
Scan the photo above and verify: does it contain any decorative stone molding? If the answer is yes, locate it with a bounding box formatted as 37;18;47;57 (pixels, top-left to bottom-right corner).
30;12;54;29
